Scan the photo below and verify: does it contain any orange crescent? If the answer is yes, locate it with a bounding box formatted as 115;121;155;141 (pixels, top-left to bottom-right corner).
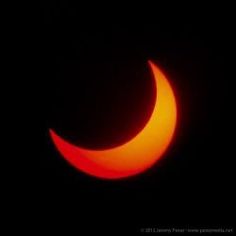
49;61;177;179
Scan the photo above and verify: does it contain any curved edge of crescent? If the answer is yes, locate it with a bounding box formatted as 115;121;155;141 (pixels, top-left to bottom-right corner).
49;60;177;179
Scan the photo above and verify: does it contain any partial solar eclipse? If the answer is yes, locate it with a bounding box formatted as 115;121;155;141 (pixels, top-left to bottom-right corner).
49;61;177;179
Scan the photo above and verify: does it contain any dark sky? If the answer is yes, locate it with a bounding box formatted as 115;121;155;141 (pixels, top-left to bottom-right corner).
16;3;234;235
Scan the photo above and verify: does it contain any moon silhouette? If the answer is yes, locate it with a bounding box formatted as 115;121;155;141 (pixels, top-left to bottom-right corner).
49;61;177;179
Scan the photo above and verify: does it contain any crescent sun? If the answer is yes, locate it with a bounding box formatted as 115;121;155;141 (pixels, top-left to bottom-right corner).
49;61;177;179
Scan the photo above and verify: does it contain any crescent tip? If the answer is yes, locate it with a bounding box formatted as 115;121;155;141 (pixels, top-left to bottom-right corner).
147;59;154;67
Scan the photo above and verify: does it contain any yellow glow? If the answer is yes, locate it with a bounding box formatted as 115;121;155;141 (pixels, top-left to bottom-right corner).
49;61;177;179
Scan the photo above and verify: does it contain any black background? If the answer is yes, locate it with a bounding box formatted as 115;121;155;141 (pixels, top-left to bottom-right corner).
17;3;234;235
